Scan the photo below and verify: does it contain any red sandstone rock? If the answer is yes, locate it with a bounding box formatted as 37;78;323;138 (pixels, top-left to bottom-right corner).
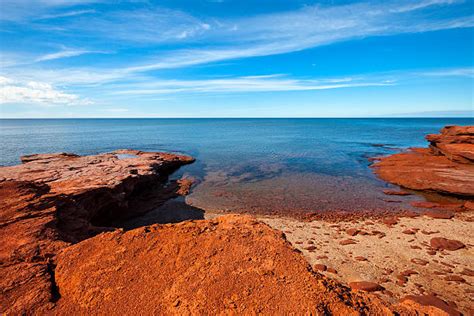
339;239;358;245
400;270;419;277
430;238;466;251
460;268;474;277
421;230;439;235
400;295;461;316
349;281;383;292
20;152;80;163
464;201;474;211
0;151;195;314
326;267;338;274
354;256;368;261
426;126;474;164
423;209;455;219
372;125;474;196
381;217;398;226
411;258;429;266
313;264;327;271
383;189;412;196
176;177;196;195
411;201;441;209
444;275;466;283
346;228;360;236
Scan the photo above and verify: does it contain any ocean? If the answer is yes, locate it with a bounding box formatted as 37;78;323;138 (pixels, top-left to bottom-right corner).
1;118;472;215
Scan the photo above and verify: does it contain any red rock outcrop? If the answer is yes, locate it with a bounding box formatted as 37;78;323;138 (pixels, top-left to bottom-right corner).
0;150;194;314
372;125;474;196
426;125;474;164
54;215;397;315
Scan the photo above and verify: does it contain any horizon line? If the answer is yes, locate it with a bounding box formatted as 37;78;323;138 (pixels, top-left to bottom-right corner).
1;116;473;120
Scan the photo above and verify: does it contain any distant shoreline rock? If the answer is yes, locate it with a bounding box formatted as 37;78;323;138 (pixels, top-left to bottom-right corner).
372;125;474;197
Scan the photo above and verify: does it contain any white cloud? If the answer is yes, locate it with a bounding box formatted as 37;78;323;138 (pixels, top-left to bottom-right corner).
103;67;473;96
35;48;109;62
88;0;473;76
415;67;474;77
389;0;457;13
0;0;101;21
37;9;96;20
1;0;472;89
0;76;92;105
63;8;213;44
108;75;394;96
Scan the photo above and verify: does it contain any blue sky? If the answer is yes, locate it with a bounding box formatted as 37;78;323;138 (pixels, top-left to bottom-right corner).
0;0;473;118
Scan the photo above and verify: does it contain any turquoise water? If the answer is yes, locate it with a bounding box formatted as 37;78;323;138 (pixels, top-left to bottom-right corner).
1;118;472;214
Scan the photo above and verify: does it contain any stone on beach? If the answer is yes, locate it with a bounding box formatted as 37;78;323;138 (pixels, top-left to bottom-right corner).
313;264;327;271
348;281;384;292
339;239;358;245
345;228;360;236
430;237;466;251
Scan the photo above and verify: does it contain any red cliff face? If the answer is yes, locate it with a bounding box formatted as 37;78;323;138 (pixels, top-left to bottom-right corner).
372;125;474;197
426;125;474;164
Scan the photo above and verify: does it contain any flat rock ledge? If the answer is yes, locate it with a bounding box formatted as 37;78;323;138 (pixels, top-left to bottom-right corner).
372;125;474;197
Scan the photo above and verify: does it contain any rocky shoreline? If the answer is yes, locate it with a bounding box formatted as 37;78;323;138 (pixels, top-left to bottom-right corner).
1;126;473;315
372;125;474;197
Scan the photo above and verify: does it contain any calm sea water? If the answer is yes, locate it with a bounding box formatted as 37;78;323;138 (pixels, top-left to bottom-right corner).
1;118;472;215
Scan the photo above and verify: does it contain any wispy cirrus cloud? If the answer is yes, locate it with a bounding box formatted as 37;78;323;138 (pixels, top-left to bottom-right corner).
36;9;96;20
35;48;110;62
37;0;468;78
108;75;394;96
105;67;473;96
415;67;474;77
0;0;101;22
